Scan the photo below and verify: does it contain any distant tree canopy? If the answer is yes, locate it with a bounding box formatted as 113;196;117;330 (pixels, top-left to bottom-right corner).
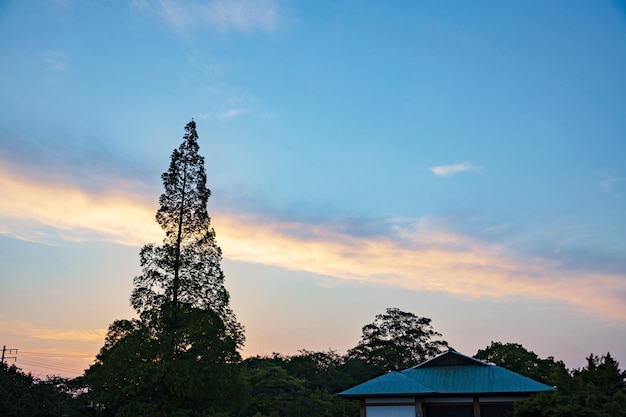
241;351;358;417
474;342;626;416
475;341;566;385
512;352;626;417
0;362;88;417
347;307;449;372
85;305;451;416
9;301;626;417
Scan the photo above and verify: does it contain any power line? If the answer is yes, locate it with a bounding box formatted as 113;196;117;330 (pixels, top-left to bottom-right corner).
16;358;86;374
20;350;94;358
17;357;87;372
2;347;92;377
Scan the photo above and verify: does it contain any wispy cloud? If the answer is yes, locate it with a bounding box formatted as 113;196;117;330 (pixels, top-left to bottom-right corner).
52;0;72;9
129;0;152;13
219;108;249;119
44;51;69;72
31;328;107;342
197;108;249;120
1;163;625;322
158;0;282;35
431;162;477;177
600;176;624;198
0;163;161;246
215;214;626;321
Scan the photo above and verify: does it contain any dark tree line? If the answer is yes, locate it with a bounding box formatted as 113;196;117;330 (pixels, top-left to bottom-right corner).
0;306;449;417
475;342;626;416
2;121;624;416
0;362;92;417
240;307;449;417
4;335;626;417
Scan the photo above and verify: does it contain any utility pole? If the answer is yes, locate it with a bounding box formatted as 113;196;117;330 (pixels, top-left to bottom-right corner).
1;345;18;364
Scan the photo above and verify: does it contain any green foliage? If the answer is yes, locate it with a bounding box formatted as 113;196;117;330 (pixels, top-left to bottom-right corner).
347;307;448;371
87;121;246;416
512;353;626;417
241;353;358;417
475;341;566;385
238;307;450;417
130;120;243;346
85;303;245;417
0;362;90;417
243;361;308;416
284;350;347;392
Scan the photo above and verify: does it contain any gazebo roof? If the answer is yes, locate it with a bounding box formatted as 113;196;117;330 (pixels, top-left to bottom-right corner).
339;370;435;397
339;350;555;398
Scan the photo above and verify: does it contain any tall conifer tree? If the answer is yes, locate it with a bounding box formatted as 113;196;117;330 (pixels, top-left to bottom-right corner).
130;120;244;347
86;121;246;416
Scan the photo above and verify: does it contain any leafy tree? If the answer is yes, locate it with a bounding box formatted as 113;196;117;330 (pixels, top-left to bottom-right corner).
285;350;346;391
86;121;246;416
0;362;88;417
234;308;448;416
513;353;626;417
475;341;566;385
131;120;243;347
242;360;308;417
241;354;357;417
346;307;448;372
87;304;245;417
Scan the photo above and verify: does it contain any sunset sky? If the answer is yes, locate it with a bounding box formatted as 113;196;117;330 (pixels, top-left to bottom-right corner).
1;0;625;379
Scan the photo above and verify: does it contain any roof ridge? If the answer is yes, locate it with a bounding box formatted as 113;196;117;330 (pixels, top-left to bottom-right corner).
412;349;488;369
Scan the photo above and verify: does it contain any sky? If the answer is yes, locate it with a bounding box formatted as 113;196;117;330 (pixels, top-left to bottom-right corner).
0;0;625;379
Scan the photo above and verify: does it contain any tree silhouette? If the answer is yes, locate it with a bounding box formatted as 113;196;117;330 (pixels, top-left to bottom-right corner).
347;307;448;371
86;121;246;416
130;120;243;348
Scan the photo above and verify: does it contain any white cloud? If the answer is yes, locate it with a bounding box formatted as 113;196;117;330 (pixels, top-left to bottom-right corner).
483;222;515;235
52;0;72;9
0;163;161;246
214;214;626;322
430;162;477;177
158;0;281;34
44;51;68;72
218;108;249;119
31;328;107;342
204;0;280;32
600;176;624;198
197;108;249;120
130;0;150;11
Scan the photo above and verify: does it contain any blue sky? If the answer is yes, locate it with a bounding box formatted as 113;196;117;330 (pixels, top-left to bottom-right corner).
1;0;625;378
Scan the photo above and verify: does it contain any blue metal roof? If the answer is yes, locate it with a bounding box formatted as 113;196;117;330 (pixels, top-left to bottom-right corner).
340;371;435;397
339;350;555;398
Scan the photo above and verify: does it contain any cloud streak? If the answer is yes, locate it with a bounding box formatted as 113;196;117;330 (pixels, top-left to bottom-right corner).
158;0;282;34
199;108;250;120
31;328;107;342
1;163;624;322
600;176;624;198
215;214;626;321
44;51;68;72
431;162;477;177
0;163;161;246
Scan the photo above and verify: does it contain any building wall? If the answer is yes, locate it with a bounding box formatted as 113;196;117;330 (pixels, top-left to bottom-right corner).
366;405;416;417
362;396;519;417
